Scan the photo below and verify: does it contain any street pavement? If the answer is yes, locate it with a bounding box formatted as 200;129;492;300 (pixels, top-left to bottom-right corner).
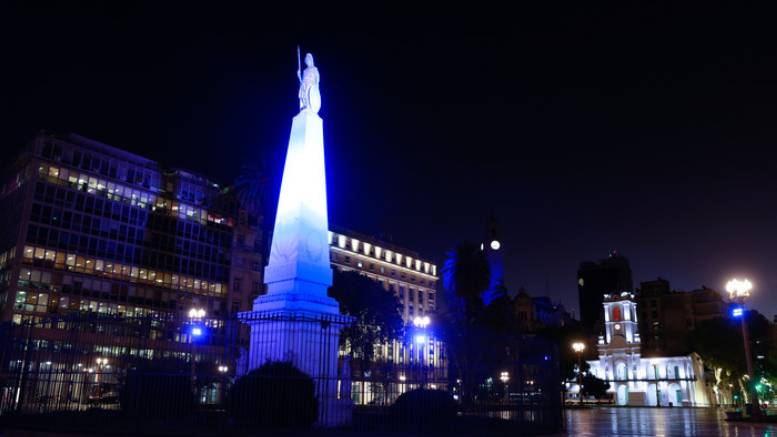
561;407;777;436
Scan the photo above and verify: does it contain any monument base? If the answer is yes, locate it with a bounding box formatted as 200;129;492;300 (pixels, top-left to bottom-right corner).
238;308;354;427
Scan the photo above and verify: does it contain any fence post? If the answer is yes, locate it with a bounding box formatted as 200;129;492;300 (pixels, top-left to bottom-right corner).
15;319;34;413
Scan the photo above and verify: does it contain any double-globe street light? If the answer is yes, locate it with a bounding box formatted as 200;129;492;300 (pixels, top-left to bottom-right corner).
499;371;510;402
572;342;586;406
726;278;761;419
412;316;432;388
188;307;206;395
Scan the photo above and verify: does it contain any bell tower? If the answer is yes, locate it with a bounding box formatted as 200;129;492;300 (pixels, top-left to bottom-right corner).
599;292;641;353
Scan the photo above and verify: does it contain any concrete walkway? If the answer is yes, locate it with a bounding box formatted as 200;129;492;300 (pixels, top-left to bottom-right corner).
561;407;777;436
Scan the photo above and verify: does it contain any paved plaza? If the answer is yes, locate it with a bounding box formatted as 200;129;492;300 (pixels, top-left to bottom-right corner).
562;407;777;436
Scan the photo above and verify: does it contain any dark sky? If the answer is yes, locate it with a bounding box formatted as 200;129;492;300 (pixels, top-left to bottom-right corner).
4;3;777;317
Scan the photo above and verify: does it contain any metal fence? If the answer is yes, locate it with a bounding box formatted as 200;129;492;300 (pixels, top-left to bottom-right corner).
0;313;562;435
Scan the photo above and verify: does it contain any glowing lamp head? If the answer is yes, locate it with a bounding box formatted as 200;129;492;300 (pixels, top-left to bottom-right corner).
726;278;753;300
490;240;501;250
572;342;586;353
414;334;427;344
191;326;203;337
188;308;206;320
413;316;431;328
731;306;744;318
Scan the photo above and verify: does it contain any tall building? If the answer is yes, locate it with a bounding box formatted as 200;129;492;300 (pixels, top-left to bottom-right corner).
0;131;262;347
577;251;633;334
637;278;727;356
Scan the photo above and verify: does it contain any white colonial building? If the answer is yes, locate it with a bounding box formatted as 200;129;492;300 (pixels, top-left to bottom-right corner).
575;292;714;406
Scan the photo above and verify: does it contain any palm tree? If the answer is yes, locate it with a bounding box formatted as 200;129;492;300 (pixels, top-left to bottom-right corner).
439;242;490;408
232;166;266;216
441;242;490;324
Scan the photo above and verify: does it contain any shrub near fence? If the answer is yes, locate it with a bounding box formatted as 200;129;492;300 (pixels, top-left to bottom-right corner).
227;361;318;428
121;360;194;418
391;389;458;431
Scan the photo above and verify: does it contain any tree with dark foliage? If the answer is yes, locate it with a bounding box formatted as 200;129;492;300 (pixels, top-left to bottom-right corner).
328;269;404;363
438;242;492;405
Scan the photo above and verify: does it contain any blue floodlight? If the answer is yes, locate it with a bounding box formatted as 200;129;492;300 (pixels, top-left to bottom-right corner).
191;326;203;337
415;334;427;344
731;306;744;318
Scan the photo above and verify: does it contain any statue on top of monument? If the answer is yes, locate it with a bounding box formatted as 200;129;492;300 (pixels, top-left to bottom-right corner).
297;49;321;114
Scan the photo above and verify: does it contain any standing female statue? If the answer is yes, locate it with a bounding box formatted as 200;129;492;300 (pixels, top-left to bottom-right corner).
297;51;321;113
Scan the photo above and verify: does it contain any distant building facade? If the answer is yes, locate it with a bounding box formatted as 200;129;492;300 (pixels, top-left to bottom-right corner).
511;288;572;332
577;251;633;334
328;227;438;323
532;296;571;328
637;278;727;356
575;292;715;407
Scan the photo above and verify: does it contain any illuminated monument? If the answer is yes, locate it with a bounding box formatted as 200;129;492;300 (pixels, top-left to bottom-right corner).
239;51;352;425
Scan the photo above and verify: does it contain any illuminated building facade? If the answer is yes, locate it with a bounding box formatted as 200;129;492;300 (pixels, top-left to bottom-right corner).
570;292;715;407
329;227;437;323
327;227;444;403
0;131;262;348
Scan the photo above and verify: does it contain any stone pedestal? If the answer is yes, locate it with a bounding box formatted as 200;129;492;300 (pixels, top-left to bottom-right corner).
239;311;353;426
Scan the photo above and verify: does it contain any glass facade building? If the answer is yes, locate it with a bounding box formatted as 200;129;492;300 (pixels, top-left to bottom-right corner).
0;132;263;345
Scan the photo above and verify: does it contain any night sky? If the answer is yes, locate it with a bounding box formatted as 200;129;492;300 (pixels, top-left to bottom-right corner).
4;4;777;317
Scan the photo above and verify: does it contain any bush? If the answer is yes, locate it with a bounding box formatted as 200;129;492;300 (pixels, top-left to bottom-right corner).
120;365;194;418
228;361;318;427
391;389;457;429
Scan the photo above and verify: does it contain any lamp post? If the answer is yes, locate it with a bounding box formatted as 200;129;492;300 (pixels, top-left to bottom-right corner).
572;342;586;406
499;371;510;402
412;316;431;388
218;365;229;404
188;308;206;397
726;278;760;419
94;357;109;405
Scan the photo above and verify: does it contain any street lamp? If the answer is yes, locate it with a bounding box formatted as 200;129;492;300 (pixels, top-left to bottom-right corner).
726;278;760;419
94;358;109;404
572;342;586;406
188;308;206;396
499;371;510;402
217;365;229;403
412;316;432;387
188;307;206;320
413;316;431;329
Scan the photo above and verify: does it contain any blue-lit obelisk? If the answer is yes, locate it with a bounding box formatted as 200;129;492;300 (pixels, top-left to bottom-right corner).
239;52;352;426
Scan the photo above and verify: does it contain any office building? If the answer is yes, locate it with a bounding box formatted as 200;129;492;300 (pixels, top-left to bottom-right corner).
577;251;633;334
0;131;262;348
